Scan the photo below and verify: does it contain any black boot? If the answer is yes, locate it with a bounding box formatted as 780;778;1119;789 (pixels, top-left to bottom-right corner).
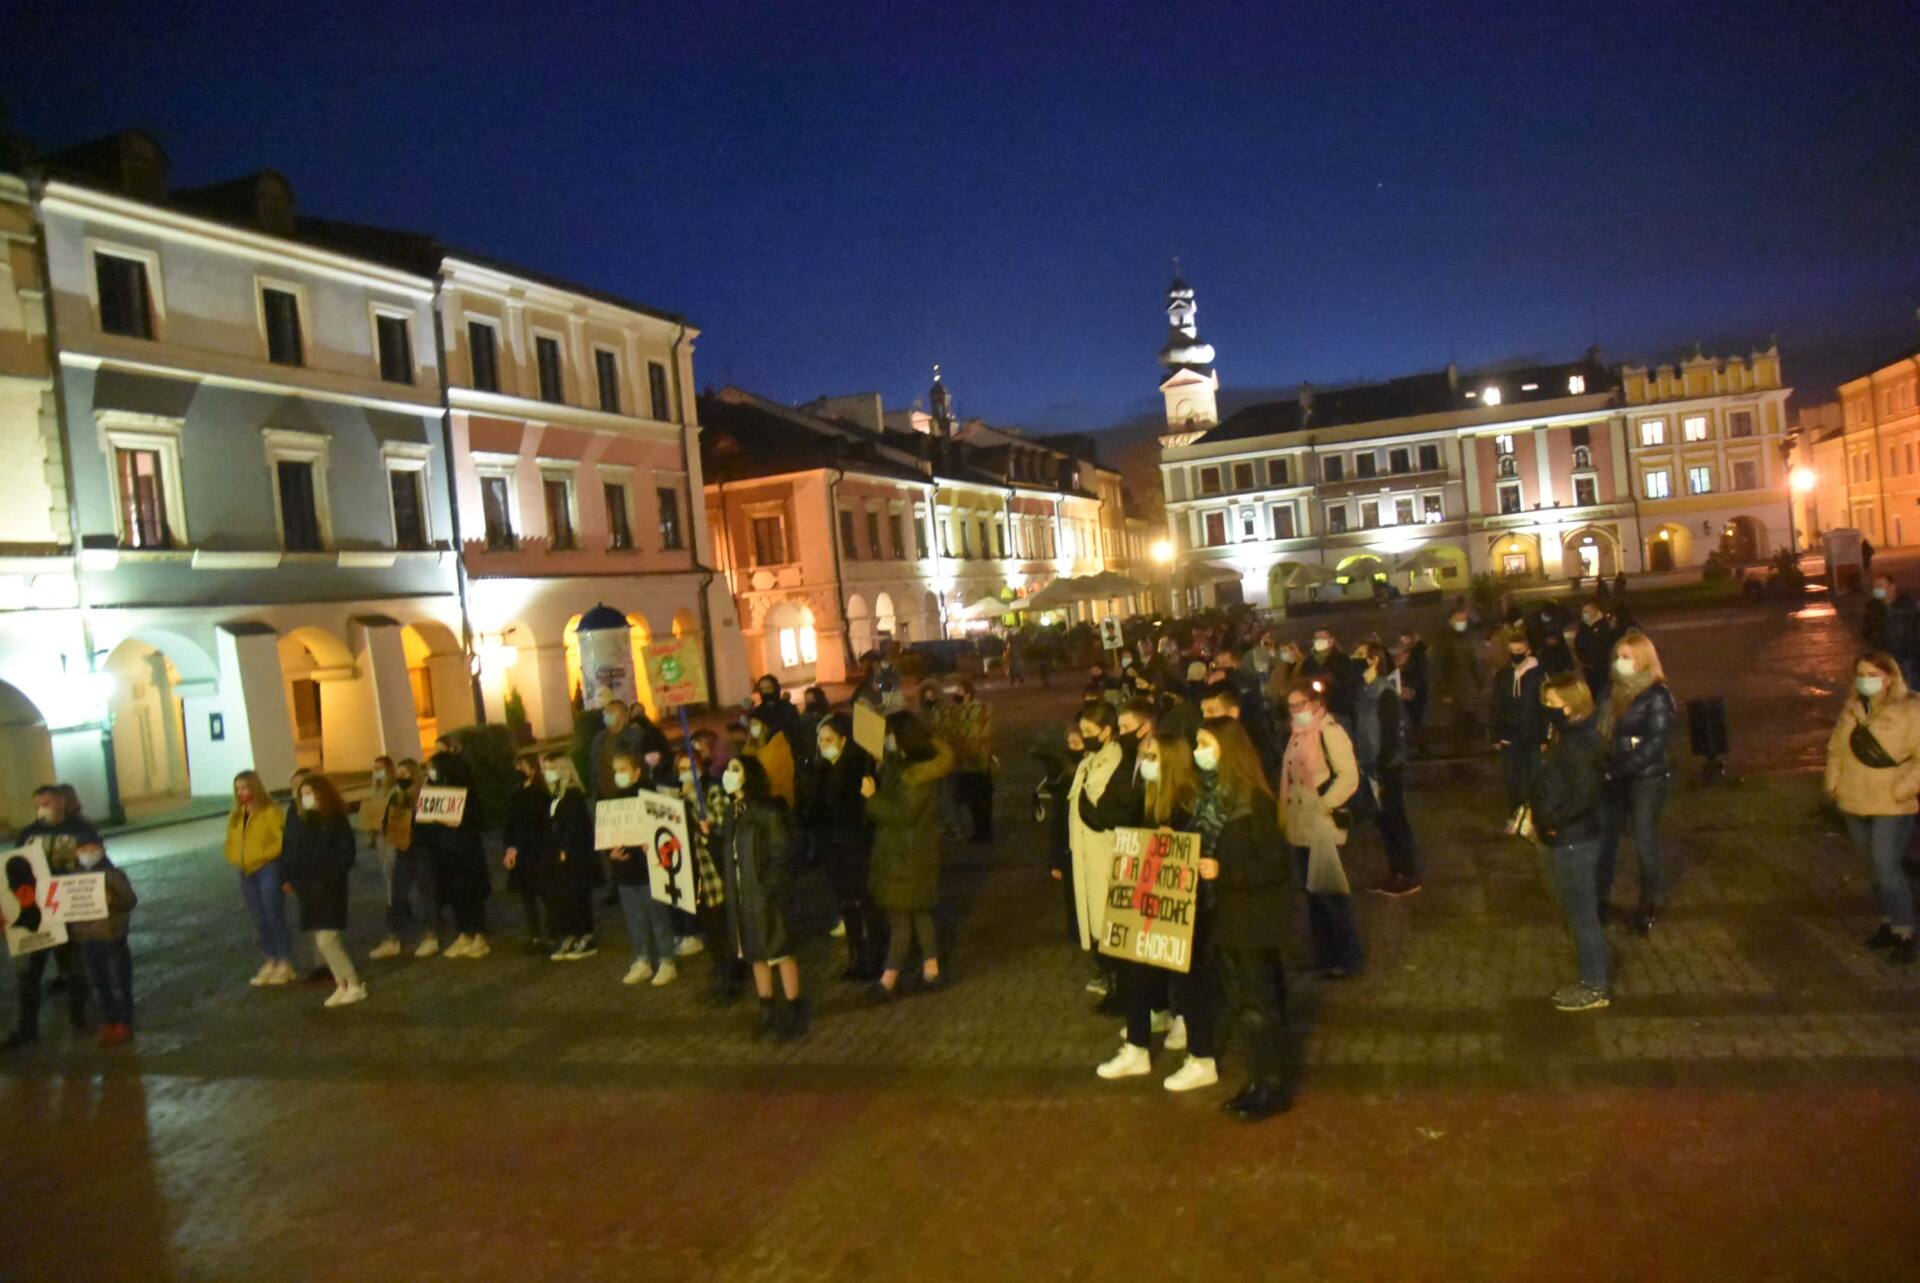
1219;1083;1257;1114
752;997;779;1039
776;995;810;1042
1226;1082;1293;1123
841;910;872;982
1631;900;1657;936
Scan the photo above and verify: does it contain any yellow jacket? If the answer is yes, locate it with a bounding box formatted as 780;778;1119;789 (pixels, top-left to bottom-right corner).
745;731;796;805
1825;679;1920;817
225;803;285;873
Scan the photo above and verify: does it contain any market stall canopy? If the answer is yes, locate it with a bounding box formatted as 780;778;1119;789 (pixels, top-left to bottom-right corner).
1394;547;1456;575
957;596;1014;620
1079;570;1151;597
1269;560;1338;589
1171;561;1243;590
1023;577;1089;611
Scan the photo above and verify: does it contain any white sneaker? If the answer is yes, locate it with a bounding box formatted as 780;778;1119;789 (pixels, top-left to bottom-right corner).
1162;1055;1218;1093
1165;1015;1188;1052
650;960;678;987
1095;1042;1152;1080
249;961;276;987
259;961;294;987
414;936;441;959
828;919;847;939
368;939;402;961
445;934;474;959
331;982;368;1008
552;937;579;962
674;936;704;957
623;959;655;985
1085;974;1111;996
464;936;491;959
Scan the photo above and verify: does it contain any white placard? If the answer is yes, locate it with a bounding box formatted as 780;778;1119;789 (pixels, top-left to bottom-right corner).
414;785;468;827
2;844;67;956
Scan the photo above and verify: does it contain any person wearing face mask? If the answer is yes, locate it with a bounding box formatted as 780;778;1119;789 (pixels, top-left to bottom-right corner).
668;752;740;1002
500;754;555;954
862;710;956;1000
1353;644;1421;897
1279;681;1365;978
855;651;906;715
604;750;679;982
64;839;139;1045
741;707;796;806
751;676;807;765
1597;630;1676;934
1299;630;1355;724
1068;701;1141;1009
811;715;882;980
1573;599;1621;702
1047;722;1090;945
279;775;366;1008
535;753;600;963
1393;631;1429;753
1528;672;1611;1010
1862;576;1920;688
370;759;434;960
946;681;995;844
358;755;396;867
716;754;806;1037
3;784;102;1049
224;769;295;989
1825;649;1920;966
413;751;493;959
1490;637;1547;834
588;699;647;802
1427;608;1484;756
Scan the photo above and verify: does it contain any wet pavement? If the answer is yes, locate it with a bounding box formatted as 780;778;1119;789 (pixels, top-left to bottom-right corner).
6;595;1918;1282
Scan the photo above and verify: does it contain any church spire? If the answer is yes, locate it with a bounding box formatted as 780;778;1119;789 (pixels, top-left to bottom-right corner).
1156;267;1220;446
1158;265;1215;371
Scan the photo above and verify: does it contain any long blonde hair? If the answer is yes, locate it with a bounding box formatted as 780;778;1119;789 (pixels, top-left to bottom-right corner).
541;751;585;796
1143;733;1199;825
1607;629;1667;722
231;769;272;814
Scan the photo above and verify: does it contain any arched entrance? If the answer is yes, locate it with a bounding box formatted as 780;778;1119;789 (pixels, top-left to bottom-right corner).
277;626;356;773
845;592;873;660
1645;523;1692;573
1488;533;1541;579
104;638;191;805
1561;527;1620;580
0;680;56;834
1721;516;1765;564
401;621;470;755
874;591;898;643
1336;553;1388;600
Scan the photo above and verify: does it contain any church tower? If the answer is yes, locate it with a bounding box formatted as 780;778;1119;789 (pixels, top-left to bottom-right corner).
1157;269;1219;448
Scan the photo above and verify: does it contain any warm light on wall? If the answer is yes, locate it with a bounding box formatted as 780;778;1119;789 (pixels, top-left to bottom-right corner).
1790;467;1817;493
1150;538;1174;564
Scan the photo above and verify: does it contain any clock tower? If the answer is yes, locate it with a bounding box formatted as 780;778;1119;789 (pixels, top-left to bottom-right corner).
1156;269;1219;448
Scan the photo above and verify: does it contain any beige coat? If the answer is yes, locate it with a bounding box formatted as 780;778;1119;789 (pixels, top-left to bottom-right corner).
1278;717;1360;847
1825;677;1920;817
1067;739;1123;950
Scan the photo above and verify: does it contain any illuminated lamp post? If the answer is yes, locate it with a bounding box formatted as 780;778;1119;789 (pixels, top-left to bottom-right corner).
1151;537;1175;617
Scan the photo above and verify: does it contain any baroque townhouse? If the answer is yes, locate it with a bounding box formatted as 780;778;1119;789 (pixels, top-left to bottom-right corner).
1797;341;1920;549
5;132;467;813
1154;275;1793;610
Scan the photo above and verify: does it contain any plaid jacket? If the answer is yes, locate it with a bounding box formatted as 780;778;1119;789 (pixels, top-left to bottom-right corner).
945;699;994;772
689;782;727;908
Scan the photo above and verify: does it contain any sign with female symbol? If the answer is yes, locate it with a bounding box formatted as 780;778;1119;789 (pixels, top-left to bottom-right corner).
637;792;697;910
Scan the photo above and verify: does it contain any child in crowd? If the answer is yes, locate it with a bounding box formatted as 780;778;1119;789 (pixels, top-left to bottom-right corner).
69;839;138;1046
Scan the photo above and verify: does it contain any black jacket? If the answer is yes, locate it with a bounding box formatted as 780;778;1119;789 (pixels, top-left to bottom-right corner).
1489;660;1547;746
415;753;490;903
283;811;355;932
1573;619;1619;688
1076;740;1143;833
1608;682;1676;779
1529;718;1606;845
1209;798;1305;961
1398;641;1429;700
503;780;550;890
721;797;792;962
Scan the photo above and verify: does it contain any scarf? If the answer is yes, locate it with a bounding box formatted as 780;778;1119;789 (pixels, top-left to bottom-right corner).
1191;769;1231;857
1280;708;1329;804
1508;654;1539;697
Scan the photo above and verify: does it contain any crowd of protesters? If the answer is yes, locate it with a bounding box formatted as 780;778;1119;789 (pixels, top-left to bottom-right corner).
6;573;1916;1118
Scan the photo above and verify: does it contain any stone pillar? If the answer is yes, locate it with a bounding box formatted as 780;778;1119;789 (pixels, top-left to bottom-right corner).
191;623;298;793
353;619;425;760
509;642;575;741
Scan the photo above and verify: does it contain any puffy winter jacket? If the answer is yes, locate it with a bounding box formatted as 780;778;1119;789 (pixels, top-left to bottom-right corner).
1607;682;1676;779
1825;680;1920;817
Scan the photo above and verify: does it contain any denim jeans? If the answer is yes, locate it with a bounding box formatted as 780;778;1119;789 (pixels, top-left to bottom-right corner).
387;848;435;939
240;859;294;961
1597;774;1670;907
617;884;678;965
1842;812;1918;933
1290;846;1366;974
80;937;135;1026
1549;837;1609;990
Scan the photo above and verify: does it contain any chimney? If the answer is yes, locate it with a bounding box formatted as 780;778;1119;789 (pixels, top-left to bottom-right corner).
1446;362;1459;394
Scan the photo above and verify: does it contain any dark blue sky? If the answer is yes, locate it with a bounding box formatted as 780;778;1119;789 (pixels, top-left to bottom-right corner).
8;0;1918;431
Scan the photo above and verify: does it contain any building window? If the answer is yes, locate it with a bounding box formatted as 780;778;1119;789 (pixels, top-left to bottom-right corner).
656;487;683;550
389;468;427;549
408;664;436;719
918;510;933;560
977;519;990;560
1355;452;1378;479
1726;410;1755;439
1568;373;1587;395
1571;424;1591;448
375;313;414;384
1198;466;1222;495
750;514;786;566
1418;443;1441;472
1322;456;1345;482
1573;476;1597;506
1359;499;1379;529
1572;445;1592;469
276;461;323;551
261;286;303;366
1498;456;1518;478
866;510;884;560
1325;504;1348;534
1683;415;1709;442
1422;493;1443;523
468;320;501;392
840;509;861;559
1232;461;1254;491
114;447;172;548
1394;497;1415;525
1388;448;1410;474
1498;482;1523;514
1271;505;1295;539
543;474;577;550
1494;434;1514;456
1267;457;1290;487
594;349;621;414
1240;509;1257;540
993;520;1006;558
480;473;516;549
1644;469;1671;500
95;251;154;339
605;482;634;550
1639;419;1665;447
1732;460;1759;491
535;335;565;403
888;510;906;559
1202;511;1227;546
1687;465;1713;495
1502;551;1528;576
648;361;671;421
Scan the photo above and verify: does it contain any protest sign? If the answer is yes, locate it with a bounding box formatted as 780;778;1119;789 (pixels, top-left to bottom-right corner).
413;785;468;827
44;872;108;925
1096;826;1201;974
852;701;887;762
594;794;650;849
2;844;67;957
644;636;709;709
1099;616;1123;650
636;791;698;911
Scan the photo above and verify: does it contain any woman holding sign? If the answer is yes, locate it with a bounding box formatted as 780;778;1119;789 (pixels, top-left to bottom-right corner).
607;750;679;984
1197;717;1301;1122
863;711;955;1000
1069;702;1139;1012
415;752;492;960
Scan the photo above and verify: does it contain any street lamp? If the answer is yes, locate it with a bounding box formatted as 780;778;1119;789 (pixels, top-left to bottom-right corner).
1149;538;1176;618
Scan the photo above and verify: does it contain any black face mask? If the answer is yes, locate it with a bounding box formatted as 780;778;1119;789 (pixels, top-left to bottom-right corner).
1510;654;1529;667
1543;706;1568;730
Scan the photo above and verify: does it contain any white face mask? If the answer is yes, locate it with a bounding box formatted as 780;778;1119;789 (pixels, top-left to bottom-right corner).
1292;710;1314;728
543;769;561;786
1873;588;1888;601
722;765;744;795
885;735;898;756
1858;674;1886;698
1312;638;1332;653
76;848;104;870
1582;613;1599;626
1613;656;1637;677
1192;744;1220;771
300;791;317;811
603;709;621;728
679;769;696;785
820;743;842;763
750;724;766;741
1138;758;1161;783
1451;620;1468;633
612;771;634;790
372;771;389;785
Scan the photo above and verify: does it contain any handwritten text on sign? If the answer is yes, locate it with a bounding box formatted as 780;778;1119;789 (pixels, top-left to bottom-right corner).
596;791;698;909
413;785;468;827
1096;826;1201;974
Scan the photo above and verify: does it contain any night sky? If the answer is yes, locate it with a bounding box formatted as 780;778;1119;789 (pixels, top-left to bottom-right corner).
7;1;1918;436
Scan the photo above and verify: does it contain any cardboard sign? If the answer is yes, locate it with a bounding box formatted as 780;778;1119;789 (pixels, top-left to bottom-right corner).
2;844;66;957
44;872;109;925
1099;616;1123;651
852;701;887;762
595;790;698;910
413;785;469;827
1096;827;1201;974
645;636;709;709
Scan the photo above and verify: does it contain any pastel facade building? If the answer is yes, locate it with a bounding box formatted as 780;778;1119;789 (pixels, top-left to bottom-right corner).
1802;342;1920;547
